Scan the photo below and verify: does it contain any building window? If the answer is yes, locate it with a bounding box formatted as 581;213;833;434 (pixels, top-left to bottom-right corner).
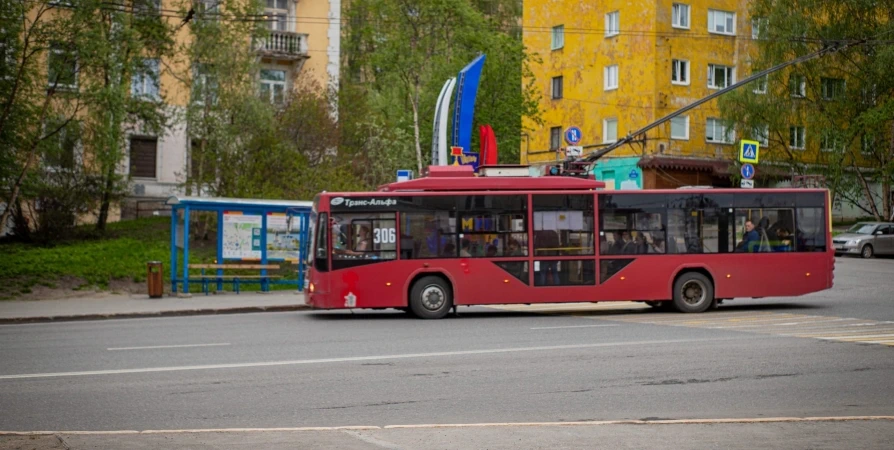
670;116;688;140
708;64;734;89
605;11;619;37
820;130;842;153
753;73;767;94
43;117;80;170
131;58;159;100
549;126;561;149
862;84;878;105
708;9;735;35
198;0;220;22
134;0;161;14
551;76;563;99
752;17;768;40
821;77;845;100
129;137;157;179
0;35;15;80
753;124;769;146
671;59;689;85
265;0;289;31
47;43;77;90
604;64;618;90
790;74;806;97
192;63;218;105
260;69;286;104
603;118;618;143
551;25;564;50
672;4;690;29
789;126;806;150
861;133;875;155
706;118;733;144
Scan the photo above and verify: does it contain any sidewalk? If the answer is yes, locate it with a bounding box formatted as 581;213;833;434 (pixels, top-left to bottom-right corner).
0;291;308;324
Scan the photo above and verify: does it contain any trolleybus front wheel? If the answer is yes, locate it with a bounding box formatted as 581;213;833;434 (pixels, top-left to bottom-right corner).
409;276;453;320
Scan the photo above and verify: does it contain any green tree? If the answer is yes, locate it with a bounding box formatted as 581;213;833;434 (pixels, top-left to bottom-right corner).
0;0;87;233
719;0;894;220
343;0;540;172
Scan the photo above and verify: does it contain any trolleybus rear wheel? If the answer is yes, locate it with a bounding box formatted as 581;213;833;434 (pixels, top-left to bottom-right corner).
672;272;714;313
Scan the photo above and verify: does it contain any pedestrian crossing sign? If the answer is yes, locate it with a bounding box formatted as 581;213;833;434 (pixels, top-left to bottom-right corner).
739;140;760;164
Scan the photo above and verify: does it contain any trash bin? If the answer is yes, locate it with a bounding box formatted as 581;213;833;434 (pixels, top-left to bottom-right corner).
147;261;163;298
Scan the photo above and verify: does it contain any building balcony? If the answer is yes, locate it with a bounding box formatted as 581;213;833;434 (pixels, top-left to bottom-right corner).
255;30;309;61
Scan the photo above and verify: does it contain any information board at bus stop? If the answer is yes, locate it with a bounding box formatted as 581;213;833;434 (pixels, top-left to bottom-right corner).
222;211;302;261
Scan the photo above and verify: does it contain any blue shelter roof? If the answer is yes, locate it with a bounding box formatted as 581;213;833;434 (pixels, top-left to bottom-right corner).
165;196;312;209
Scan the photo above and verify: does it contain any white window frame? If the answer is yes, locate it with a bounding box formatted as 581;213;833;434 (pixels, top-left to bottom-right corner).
260;69;287;104
820;130;842;153
707;64;735;89
671;59;689;85
604;64;618;91
551;25;564;50
549;126;562;149
753;124;769;146
753;74;767;94
708;9;735;35
670;116;689;140
821;77;845;101
42;118;82;172
861;133;874;155
672;4;690;29
789;126;806;150
551;75;563;100
265;0;290;31
603;118;618;143
752;17;767;40
790;74;806;98
605;11;620;37
131;58;160;100
706;118;734;144
192;64;218;106
47;44;78;90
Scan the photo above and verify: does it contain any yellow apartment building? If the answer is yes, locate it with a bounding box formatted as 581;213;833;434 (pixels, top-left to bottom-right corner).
521;0;879;214
129;0;340;205
523;0;756;190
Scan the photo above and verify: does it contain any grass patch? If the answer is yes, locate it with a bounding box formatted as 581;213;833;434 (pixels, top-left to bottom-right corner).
0;216;301;299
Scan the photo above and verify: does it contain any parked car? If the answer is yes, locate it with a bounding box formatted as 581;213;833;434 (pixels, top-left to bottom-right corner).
833;222;894;258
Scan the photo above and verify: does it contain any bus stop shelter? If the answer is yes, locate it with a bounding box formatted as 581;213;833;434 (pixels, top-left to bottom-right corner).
166;196;313;295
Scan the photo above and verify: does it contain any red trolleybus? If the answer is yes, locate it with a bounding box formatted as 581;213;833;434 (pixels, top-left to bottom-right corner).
304;166;833;319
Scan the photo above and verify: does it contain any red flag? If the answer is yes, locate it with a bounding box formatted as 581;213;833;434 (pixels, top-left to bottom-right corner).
486;125;498;165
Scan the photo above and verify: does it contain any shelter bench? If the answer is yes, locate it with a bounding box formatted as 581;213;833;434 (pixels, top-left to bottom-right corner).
187;264;282;294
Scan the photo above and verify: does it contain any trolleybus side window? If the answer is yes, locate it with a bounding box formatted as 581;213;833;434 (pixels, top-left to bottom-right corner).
399;195;528;259
599;193;666;255
532;194;596;287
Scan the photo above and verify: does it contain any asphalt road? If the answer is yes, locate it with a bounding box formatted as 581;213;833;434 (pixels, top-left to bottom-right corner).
1;256;892;448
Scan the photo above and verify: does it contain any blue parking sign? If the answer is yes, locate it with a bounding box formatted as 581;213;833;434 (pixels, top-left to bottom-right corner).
564;126;582;145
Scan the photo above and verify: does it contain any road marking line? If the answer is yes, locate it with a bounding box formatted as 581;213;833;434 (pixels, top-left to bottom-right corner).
0;337;752;380
530;324;620;330
107;343;231;351
5;416;893;436
341;429;403;449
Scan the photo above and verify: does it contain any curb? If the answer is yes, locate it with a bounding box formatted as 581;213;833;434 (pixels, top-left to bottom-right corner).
0;305;311;325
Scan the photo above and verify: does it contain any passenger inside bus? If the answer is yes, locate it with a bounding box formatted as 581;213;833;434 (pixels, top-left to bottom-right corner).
460;239;472;257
